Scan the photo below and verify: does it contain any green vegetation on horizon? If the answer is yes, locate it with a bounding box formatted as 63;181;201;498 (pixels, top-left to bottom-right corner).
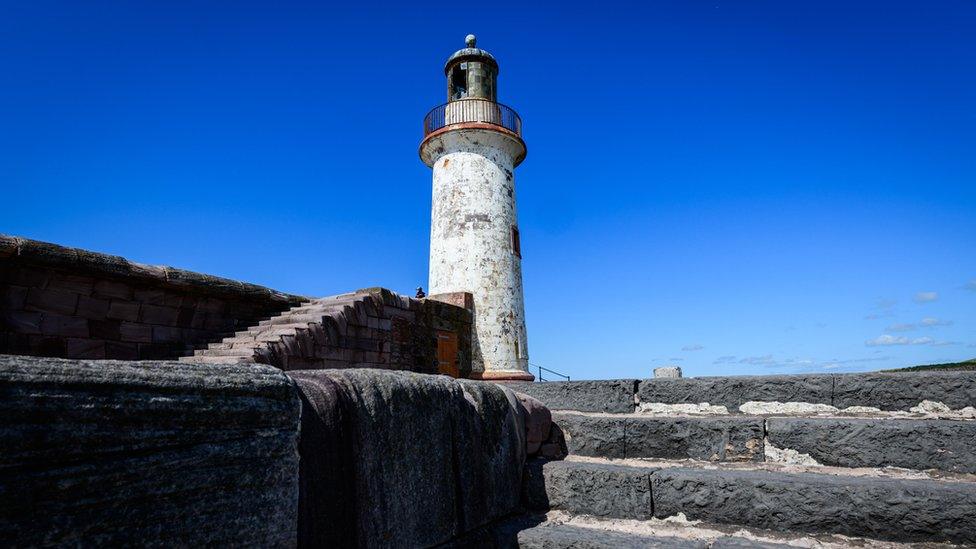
884;359;976;373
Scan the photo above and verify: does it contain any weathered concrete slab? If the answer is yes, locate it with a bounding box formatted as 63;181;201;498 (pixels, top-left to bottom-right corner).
832;371;976;411
637;375;833;411
766;417;976;473
652;467;976;544
554;413;764;462
291;370;527;548
541;460;655;520
0;355;301;547
502;379;637;413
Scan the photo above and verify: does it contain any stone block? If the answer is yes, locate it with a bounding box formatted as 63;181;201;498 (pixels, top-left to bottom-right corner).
89;319;121;341
25;287;78;315
767;417;976;473
503;380;637;413
0;355;302;547
65;338;106;359
104;341;139;360
76;295;110;319
119;322;152;343
2;311;42;334
290;369;528;548
654;366;682;378
140;304;179;326
638;375;833;411
107;301;140;322
151;325;182;343
832;371;976;411
92;279;132;300
0;285;28;309
28;335;66;357
651;467;976;544
542;459;654;519
39;314;88;338
553;413;626;459
47;272;95;295
554;414;764;462
516;523;708;549
5;266;50;288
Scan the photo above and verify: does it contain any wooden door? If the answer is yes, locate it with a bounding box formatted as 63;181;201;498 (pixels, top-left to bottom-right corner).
436;330;459;378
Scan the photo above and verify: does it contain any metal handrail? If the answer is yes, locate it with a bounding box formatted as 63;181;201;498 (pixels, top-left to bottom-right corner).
423;99;522;137
531;363;569;382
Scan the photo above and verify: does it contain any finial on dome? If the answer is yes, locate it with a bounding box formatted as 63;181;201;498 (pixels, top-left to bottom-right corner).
465;34;476;48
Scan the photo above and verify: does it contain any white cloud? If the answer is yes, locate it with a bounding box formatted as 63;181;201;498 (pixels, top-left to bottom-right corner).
914;292;938;303
931;341;960;347
865;335;935;347
822;363;842;370
739;355;776;366
920;317;953;327
886;323;916;332
713;355;737;364
681;344;704;352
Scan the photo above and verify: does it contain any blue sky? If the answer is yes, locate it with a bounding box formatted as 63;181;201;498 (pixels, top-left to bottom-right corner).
3;1;974;379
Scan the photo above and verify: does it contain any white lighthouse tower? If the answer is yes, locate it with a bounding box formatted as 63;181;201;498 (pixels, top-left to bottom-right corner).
420;35;532;381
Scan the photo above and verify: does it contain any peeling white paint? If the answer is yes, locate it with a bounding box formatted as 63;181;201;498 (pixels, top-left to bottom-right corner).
422;128;529;377
764;439;822;466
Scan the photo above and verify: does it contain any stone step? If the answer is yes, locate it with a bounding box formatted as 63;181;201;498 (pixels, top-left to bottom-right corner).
514;523;711;548
492;512;938;549
553;411;976;473
554;412;764;462
526;457;976;545
178;355;254;364
505;372;976;415
193;348;257;358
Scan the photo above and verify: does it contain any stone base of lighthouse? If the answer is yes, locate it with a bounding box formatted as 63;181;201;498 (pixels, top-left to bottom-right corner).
421;125;532;381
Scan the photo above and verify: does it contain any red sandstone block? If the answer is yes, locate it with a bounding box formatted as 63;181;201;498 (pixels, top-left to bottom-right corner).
190;311;208;329
1;285;28;309
105;341;139;359
66;338;106;359
25;288;78;315
48;272;95;295
92;279;132;300
0;332;31;354
29;335;66;357
107;301;140;322
5;266;50;288
40;314;89;338
140;304;179;325
133;288;167;305
3;311;43;334
197;298;227;314
176;307;194;328
119;322;152;343
89;319;121;341
76;296;110;319
137;343;169;359
152;326;182;343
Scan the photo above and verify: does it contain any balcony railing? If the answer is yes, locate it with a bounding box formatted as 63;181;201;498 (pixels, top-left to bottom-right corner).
423;99;522;137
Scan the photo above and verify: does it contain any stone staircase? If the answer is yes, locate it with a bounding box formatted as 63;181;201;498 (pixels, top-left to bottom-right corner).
502;372;976;547
180;290;397;370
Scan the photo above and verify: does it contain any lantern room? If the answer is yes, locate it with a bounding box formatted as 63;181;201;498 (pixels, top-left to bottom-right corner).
444;34;498;102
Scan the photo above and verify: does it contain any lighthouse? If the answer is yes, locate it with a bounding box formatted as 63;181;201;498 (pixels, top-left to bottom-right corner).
420;35;533;381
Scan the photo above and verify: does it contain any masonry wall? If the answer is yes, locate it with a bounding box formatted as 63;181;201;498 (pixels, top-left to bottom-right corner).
187;288;475;378
0;235;305;360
